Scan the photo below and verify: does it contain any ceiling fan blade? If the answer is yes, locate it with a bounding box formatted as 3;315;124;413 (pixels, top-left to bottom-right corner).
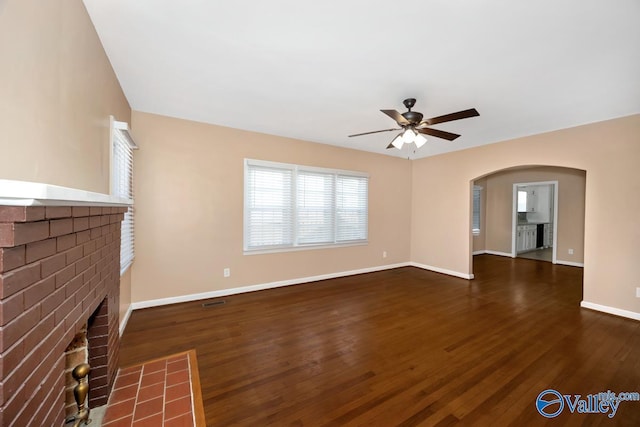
422;108;479;126
417;127;460;141
386;142;395;149
348;128;400;138
381;109;410;125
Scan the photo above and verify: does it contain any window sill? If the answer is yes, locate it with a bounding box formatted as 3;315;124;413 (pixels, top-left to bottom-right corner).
244;241;368;255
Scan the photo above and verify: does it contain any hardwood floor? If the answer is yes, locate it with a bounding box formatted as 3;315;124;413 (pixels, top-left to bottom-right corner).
119;255;640;426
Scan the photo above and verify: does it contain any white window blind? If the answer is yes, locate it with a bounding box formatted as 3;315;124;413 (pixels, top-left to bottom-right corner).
336;175;368;242
112;119;136;274
245;165;293;249
244;159;368;252
472;185;482;235
297;171;335;244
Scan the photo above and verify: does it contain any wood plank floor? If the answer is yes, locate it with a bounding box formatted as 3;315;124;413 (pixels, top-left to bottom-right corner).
119;255;640;426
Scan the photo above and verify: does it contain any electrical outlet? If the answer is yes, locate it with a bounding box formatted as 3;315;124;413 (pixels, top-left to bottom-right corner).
568;248;574;255
636;287;640;298
383;251;387;258
223;268;230;278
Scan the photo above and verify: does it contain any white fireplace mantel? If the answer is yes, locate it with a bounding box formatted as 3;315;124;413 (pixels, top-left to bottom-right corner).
0;179;132;207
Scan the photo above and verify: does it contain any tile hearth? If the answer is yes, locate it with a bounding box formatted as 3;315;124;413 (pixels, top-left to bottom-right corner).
101;350;204;426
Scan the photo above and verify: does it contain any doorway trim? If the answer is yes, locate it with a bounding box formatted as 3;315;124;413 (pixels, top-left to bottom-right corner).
511;180;559;263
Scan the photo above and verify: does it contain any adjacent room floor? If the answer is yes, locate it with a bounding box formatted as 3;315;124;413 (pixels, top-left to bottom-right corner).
119;255;640;426
518;247;553;262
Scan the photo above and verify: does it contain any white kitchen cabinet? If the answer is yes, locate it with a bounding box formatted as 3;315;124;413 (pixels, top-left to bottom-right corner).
517;227;525;252
517;224;538;252
526;188;538;212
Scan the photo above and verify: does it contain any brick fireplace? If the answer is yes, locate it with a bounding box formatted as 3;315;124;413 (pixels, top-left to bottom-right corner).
0;204;127;426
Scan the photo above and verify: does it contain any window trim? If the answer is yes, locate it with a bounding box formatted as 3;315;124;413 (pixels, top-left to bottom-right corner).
244;159;369;254
110;117;137;274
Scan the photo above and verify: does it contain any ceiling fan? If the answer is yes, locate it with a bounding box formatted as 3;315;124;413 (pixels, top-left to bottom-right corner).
349;98;479;150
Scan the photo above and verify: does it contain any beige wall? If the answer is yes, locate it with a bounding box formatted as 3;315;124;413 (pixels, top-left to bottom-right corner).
0;0;132;324
0;0;130;193
412;114;640;314
130;111;412;302
480;166;586;263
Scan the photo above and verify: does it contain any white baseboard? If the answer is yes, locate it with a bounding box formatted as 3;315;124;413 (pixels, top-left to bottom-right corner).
119;304;133;336
555;260;584;268
580;301;640;322
131;262;411;310
484;250;514;258
473;250;514;258
409;262;474;280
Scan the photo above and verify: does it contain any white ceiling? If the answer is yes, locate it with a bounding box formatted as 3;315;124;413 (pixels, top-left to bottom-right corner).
83;0;640;159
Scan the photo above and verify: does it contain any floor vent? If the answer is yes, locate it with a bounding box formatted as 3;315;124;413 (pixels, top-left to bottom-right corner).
202;300;226;308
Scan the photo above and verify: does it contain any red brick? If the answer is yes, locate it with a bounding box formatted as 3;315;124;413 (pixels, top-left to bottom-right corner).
1;382;26;425
41;287;65;318
89;215;102;229
23;312;55;351
90;252;100;266
0;305;40;352
73;217;89;232
0;206;45;223
0;292;24;326
89;207;103;216
54;297;74;325
35;388;64;427
54;264;75;288
90;227;102;240
18;343;60;403
0;338;24;380
101;215;111;226
25;238;56;263
76;230;90;244
65;275;84;298
45;206;72;219
0;245;26;273
95;236;106;250
24;275;55;309
1;221;50;247
0;223;13;247
74;282;91;306
64;304;83;332
0;262;41;299
82;240;96;257
56;233;76;252
24;344;64;406
49;218;73;237
65;246;83;265
75;255;91;276
71;207;90;217
40;252;66;278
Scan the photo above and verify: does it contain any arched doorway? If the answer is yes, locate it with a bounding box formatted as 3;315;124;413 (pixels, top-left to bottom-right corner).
470;165;586;276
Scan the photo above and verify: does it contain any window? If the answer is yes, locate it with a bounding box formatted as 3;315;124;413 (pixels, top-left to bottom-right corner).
472;185;482;235
111;118;137;274
244;159;368;252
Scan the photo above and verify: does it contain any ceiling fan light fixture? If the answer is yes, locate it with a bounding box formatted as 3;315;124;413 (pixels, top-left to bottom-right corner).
414;133;427;148
402;128;416;143
391;134;404;149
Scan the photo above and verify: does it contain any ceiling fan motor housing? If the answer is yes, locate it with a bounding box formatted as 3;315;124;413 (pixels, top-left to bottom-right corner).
402;111;423;125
